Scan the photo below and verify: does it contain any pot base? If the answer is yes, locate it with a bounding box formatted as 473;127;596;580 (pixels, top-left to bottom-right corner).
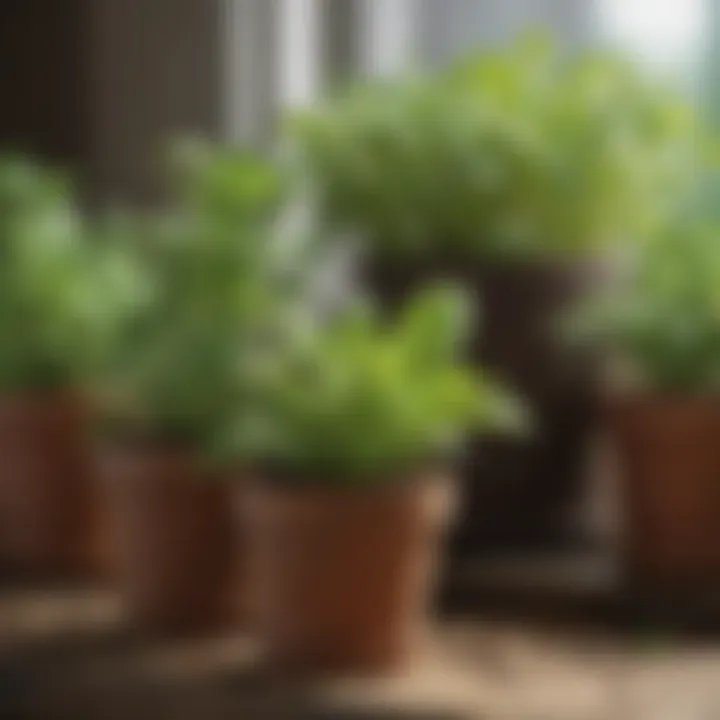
244;475;455;678
613;395;720;589
101;444;240;638
0;393;105;579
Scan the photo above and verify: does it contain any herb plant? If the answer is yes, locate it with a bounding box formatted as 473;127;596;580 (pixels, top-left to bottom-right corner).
0;156;141;393
236;285;525;483
106;142;315;452
291;34;701;259
568;221;720;393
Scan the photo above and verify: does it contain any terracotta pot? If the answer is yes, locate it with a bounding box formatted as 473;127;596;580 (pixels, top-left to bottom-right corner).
0;392;106;577
611;395;720;588
365;255;608;554
101;443;240;636
242;473;455;676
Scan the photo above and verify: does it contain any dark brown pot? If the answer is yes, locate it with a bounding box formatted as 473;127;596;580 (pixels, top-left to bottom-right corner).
611;395;720;588
365;255;607;554
242;474;455;677
0;392;106;578
101;443;240;636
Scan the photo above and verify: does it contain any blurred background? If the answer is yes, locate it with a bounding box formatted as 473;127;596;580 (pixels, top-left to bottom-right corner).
2;2;720;719
0;0;715;204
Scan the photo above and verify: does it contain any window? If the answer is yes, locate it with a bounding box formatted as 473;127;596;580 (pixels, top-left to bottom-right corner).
599;0;706;82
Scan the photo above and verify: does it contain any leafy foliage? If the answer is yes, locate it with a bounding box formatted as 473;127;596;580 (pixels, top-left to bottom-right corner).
568;221;720;392
290;33;703;258
228;285;525;483
0;156;141;392
105;142;317;450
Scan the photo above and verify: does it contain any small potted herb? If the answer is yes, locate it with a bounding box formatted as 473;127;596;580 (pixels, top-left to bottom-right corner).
0;156;135;577
570;220;720;587
290;34;700;550
234;286;523;675
99;143;308;635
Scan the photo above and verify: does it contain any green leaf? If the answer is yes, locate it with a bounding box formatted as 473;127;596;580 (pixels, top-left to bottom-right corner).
290;32;705;259
236;285;523;483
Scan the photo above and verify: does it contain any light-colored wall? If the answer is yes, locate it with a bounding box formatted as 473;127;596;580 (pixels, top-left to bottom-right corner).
329;0;597;78
223;0;279;145
419;0;597;67
323;0;361;87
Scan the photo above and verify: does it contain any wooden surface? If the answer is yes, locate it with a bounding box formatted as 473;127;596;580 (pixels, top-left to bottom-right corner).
3;571;720;719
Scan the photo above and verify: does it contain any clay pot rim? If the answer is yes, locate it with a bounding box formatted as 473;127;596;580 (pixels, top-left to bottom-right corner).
245;471;458;529
0;390;90;427
95;436;248;486
95;429;203;457
248;466;451;497
0;387;85;407
606;390;720;411
605;392;720;429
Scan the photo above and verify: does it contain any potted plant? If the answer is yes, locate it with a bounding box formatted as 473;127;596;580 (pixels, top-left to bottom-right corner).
289;34;701;552
99;143;313;636
233;285;523;675
569;220;720;588
0;156;136;578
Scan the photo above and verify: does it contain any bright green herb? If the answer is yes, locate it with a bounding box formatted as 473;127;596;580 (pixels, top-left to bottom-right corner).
229;285;525;483
0;155;140;392
291;33;702;259
568;220;720;392
105;142;316;452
